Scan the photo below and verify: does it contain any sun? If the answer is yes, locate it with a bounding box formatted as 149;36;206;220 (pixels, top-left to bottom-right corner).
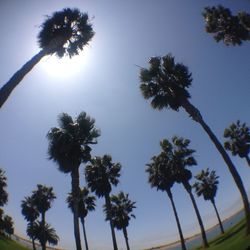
40;47;91;79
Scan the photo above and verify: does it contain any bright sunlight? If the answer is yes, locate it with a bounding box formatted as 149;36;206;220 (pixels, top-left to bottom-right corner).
40;47;91;79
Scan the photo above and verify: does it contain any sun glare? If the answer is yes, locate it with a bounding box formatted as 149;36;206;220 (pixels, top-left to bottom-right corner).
40;47;91;79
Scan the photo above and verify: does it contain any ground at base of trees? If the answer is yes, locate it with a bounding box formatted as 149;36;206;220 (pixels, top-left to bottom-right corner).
0;234;30;250
194;218;250;250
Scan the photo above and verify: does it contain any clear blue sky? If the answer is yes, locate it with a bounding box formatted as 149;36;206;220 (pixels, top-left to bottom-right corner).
0;1;250;249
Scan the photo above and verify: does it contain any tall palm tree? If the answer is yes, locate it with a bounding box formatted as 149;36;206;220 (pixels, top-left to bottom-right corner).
31;185;56;250
139;54;250;235
47;112;100;250
202;5;250;46
85;155;121;250
105;192;136;250
193;168;225;234
146;150;187;250
66;187;96;250
224;120;250;166
0;168;8;207
21;196;39;250
0;8;94;108
168;136;209;248
31;221;59;248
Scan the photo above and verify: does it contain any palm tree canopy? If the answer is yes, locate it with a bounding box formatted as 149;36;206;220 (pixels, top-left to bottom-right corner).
21;196;39;222
104;192;136;230
47;112;100;173
193;168;219;201
203;5;250;46
66;187;96;218
38;8;94;57
224;120;250;158
0;169;8;206
3;215;14;235
31;221;59;246
85;155;121;197
31;185;56;214
140;54;192;111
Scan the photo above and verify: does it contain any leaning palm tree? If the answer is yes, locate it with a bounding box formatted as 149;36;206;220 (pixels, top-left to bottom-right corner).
31;185;56;250
193;168;225;234
202;5;250;46
0;169;8;207
105;191;136;250
224;120;250;166
146;151;187;250
170;136;209;248
67;187;96;250
0;8;94;108
85;155;121;250
31;221;59;249
139;54;250;235
21;196;39;250
47;112;100;250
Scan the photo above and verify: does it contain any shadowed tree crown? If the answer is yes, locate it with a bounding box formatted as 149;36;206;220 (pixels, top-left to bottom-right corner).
140;54;192;111
38;8;94;57
85;155;121;197
224;120;250;160
203;5;250;46
47;112;100;173
0;169;8;207
193;168;219;201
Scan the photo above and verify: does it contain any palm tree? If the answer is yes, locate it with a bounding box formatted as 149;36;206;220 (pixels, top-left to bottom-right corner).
85;155;121;250
105;192;136;250
139;54;250;235
202;5;250;46
66;187;96;250
47;112;100;250
146;150;187;250
31;221;59;248
31;185;56;250
21;196;39;250
0;169;8;207
3;215;14;237
224;120;250;166
193;168;225;234
0;8;94;108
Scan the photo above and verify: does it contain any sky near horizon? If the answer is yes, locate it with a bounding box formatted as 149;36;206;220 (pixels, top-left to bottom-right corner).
0;0;250;249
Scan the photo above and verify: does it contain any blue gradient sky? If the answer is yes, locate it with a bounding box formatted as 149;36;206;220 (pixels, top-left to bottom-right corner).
0;1;250;249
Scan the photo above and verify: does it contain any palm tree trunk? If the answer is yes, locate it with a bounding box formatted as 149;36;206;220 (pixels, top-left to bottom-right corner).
80;216;89;250
246;155;250;167
211;199;224;234
41;212;46;250
182;99;250;235
123;227;130;250
166;190;187;250
105;194;118;250
71;168;82;250
0;49;48;108
183;182;209;248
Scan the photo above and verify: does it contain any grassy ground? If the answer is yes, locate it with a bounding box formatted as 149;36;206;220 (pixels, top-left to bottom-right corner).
0;234;30;250
194;219;250;250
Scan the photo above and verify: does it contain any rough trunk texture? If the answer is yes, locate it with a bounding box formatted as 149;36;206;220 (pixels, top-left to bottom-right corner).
80;216;89;250
123;227;130;250
41;212;46;250
211;199;224;234
166;189;187;250
105;194;118;250
0;49;47;108
71;168;82;250
183;182;209;248
181;99;250;235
